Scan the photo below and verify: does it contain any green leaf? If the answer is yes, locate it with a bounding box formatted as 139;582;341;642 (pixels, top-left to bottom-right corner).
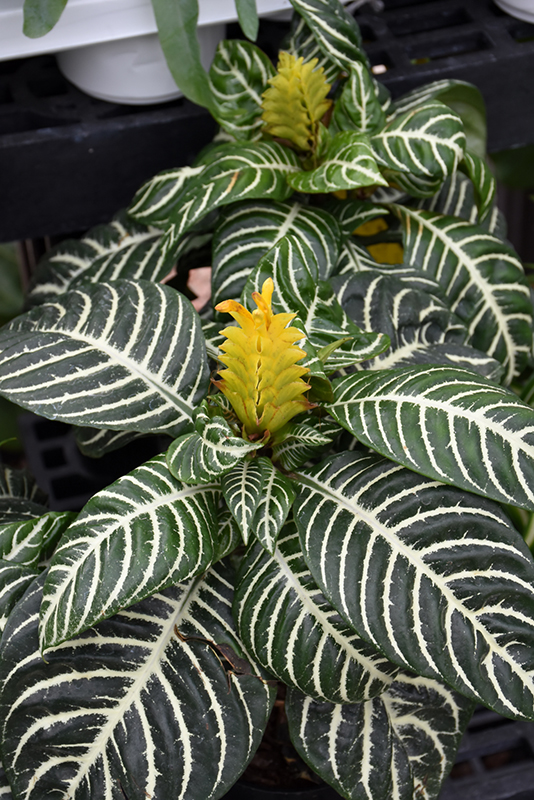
235;524;399;703
321;198;389;240
235;0;259;41
0;561;40;636
1;565;274;800
286;673;474;800
272;416;340;471
286;16;341;84
0;511;75;567
39;455;219;651
74;426;149;458
209;40;274;140
23;0;67;37
288;132;387;194
0;280;210;437
392;205;533;383
335;237;382;275
417;172;506;238
214;508;243;561
212;200;341;308
333;63;386;135
294;450;534;719
26;211;173;307
288;0;368;71
161;142;301;257
129;165;205;226
329;365;534;511
151;0;215;111
251;458;296;554
460;149;497;223
393;79;487;158
372;101;466;192
0;244;23;327
166;408;256;485
221;458;264;545
0;466;48;524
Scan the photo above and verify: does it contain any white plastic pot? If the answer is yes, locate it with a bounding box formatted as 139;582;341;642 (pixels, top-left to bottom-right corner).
0;0;292;104
494;0;534;22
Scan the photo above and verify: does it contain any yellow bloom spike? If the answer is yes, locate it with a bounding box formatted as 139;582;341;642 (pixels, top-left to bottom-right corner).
261;52;332;153
214;278;313;439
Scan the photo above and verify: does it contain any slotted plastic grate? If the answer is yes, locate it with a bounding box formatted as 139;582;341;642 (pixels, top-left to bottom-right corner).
0;1;533;242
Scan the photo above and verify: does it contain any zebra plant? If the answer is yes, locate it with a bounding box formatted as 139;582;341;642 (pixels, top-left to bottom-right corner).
2;1;534;798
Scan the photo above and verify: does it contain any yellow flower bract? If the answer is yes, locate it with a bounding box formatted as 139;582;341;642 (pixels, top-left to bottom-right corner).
261;52;332;153
214;278;312;439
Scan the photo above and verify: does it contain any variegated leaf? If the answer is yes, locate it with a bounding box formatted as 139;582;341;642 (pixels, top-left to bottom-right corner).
209;39;275;141
212;200;341;308
221;458;263;545
166;407;256;485
0;511;75;567
322;198;388;240
0;466;48;524
286;672;474;800
419;171;504;237
0;280;210;437
128;164;205;225
0;565;274;800
392;78;487;158
251;458;295;554
294;450;534;719
272;416;340;471
214;508;242;561
460;149;497;223
244;236;388;371
335;237;381;276
286;15;341;84
160;142;301;258
287;132;387;194
0;561;40;635
372;101;466;190
329;365;534;510
236;523;398;703
288;0;368;71
392;205;533;382
332;63;386;135
74;426;149;457
26;211;171;308
39;455;219;651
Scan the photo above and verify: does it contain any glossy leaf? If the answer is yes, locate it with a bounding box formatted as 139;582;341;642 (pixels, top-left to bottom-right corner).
329;365;534;510
235;524;398;703
286;672;474;800
288;0;368;71
0;511;75;567
0;466;48;524
74;426;149;458
209;40;274;140
166;407;256;485
333;62;386;135
128;165;205;226
0;280;210;437
460;149;497;222
392;205;533;382
27;211;171;307
212;200;341;308
160;142;301;257
221;458;264;545
0;561;39;635
272;416;341;471
39;455;219;651
1;565;274;800
251;458;296;554
288;132;387;194
286;15;341;84
294;450;534;719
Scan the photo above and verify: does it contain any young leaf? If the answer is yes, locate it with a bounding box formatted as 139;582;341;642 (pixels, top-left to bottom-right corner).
460;149;497;223
329;365;534;511
272;416;340;471
235;524;399;703
288;0;368;71
332;62;386;135
1;565;274;800
392;205;533;383
23;0;67;37
286;672;474;800
39;455;220;651
251;458;296;554
0;280;210;437
287;132;387;194
294;450;534;720
222;458;264;545
209;40;275;141
166;408;256;485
